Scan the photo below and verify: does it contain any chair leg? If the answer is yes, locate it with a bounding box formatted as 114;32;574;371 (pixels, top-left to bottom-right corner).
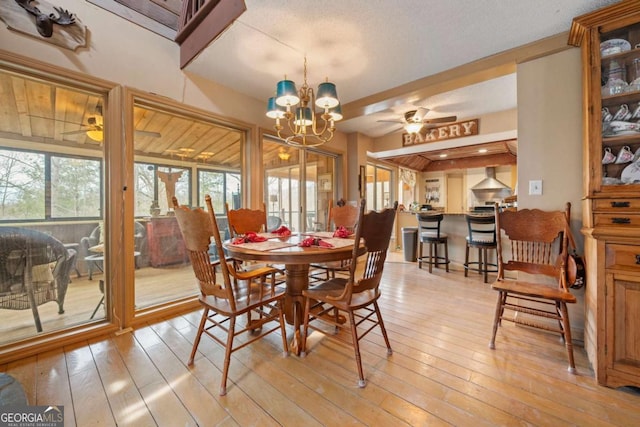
482;248;490;283
489;291;504;349
300;295;312;357
560;302;577;374
90;295;104;320
428;242;433;273
347;310;366;388
464;244;470;277
188;307;208;365
374;301;392;356
278;300;289;357
220;316;237;396
417;241;423;269
477;248;483;275
444;241;449;272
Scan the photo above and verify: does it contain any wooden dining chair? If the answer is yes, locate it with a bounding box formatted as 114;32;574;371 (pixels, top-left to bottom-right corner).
173;196;288;395
309;200;360;282
225;202;268;237
301;200;398;388
489;202;577;373
226;202;286;281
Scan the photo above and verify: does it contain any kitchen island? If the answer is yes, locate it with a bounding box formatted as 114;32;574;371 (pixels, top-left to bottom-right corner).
395;210;496;272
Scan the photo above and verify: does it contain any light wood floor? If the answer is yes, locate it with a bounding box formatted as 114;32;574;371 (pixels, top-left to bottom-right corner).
3;257;640;426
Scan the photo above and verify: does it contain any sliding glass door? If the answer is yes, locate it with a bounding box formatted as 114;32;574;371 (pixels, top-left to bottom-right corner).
0;66;109;344
263;138;336;233
132;97;245;311
365;164;394;210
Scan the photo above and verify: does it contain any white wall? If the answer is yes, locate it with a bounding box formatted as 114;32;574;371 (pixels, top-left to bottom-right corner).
517;48;583;242
517;47;585;341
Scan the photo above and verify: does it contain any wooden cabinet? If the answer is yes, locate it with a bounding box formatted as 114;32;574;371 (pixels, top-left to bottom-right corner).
570;0;640;388
146;217;188;267
604;243;640;388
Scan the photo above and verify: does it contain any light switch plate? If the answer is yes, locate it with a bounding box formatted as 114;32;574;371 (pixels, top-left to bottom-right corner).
529;180;542;195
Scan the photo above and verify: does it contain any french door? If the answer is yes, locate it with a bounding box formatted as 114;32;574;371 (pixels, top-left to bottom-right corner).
263;137;336;233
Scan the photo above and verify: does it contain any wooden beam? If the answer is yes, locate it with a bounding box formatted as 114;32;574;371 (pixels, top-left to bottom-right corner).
421;153;516;172
177;0;246;69
87;0;177;39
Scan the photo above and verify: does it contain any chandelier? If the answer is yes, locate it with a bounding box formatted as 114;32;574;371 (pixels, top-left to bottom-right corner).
266;57;342;147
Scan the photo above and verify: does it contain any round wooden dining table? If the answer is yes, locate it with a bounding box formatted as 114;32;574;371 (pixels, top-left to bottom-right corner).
223;233;364;354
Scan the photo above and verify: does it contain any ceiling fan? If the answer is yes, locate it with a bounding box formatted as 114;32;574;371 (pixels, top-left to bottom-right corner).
61;115;161;141
377;107;457;134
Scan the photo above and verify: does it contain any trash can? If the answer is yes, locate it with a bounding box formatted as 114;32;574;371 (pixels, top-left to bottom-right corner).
401;227;418;262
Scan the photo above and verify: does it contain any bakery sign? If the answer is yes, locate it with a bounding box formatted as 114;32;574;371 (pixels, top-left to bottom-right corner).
402;119;479;146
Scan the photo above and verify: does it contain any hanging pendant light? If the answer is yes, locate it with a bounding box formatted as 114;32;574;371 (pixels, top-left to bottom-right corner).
266;57;341;147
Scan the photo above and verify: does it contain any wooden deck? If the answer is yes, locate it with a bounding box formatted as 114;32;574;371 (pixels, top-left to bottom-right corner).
0;263;196;344
2;256;640;426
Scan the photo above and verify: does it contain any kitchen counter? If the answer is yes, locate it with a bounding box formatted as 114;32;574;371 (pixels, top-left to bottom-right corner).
395;210;497;271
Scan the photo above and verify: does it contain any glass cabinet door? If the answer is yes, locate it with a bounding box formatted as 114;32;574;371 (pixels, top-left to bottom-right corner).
598;22;640;191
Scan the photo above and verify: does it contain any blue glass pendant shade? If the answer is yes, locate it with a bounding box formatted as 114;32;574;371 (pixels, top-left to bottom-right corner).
294;107;313;126
266;97;286;119
315;82;339;108
276;80;300;106
328;103;343;121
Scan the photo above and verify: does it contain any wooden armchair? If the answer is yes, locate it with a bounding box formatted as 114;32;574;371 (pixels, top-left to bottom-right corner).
301;200;398;388
173;196;288;395
489;203;577;373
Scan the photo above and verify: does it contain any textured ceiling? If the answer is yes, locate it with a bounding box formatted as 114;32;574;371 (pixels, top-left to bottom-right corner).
183;0;619;138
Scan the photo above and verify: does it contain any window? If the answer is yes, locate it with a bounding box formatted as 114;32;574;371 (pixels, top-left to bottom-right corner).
51;156;101;218
198;169;241;213
365;164;393;211
134;162;191;217
0;149;101;221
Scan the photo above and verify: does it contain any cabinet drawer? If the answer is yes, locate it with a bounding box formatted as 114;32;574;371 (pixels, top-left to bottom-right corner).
593;199;640;212
594;213;640;227
605;243;640;270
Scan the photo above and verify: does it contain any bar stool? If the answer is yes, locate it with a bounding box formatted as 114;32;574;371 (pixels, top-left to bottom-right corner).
464;214;498;283
416;213;449;273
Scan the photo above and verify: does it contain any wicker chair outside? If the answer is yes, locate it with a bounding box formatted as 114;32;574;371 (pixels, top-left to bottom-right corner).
0;227;73;332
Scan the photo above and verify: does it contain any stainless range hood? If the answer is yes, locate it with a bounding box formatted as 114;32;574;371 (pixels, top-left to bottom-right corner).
471;167;512;204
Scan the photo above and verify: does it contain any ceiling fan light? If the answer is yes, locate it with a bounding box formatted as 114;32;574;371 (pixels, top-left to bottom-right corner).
315;81;339;108
405;122;422;134
266;97;286;119
294;107;313;126
275;79;300;106
86;129;103;141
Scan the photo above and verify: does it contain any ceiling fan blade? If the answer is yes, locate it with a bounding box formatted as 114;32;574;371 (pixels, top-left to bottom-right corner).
376;119;405;124
61;129;90;136
135;130;161;138
423;115;457;124
413;107;430;121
